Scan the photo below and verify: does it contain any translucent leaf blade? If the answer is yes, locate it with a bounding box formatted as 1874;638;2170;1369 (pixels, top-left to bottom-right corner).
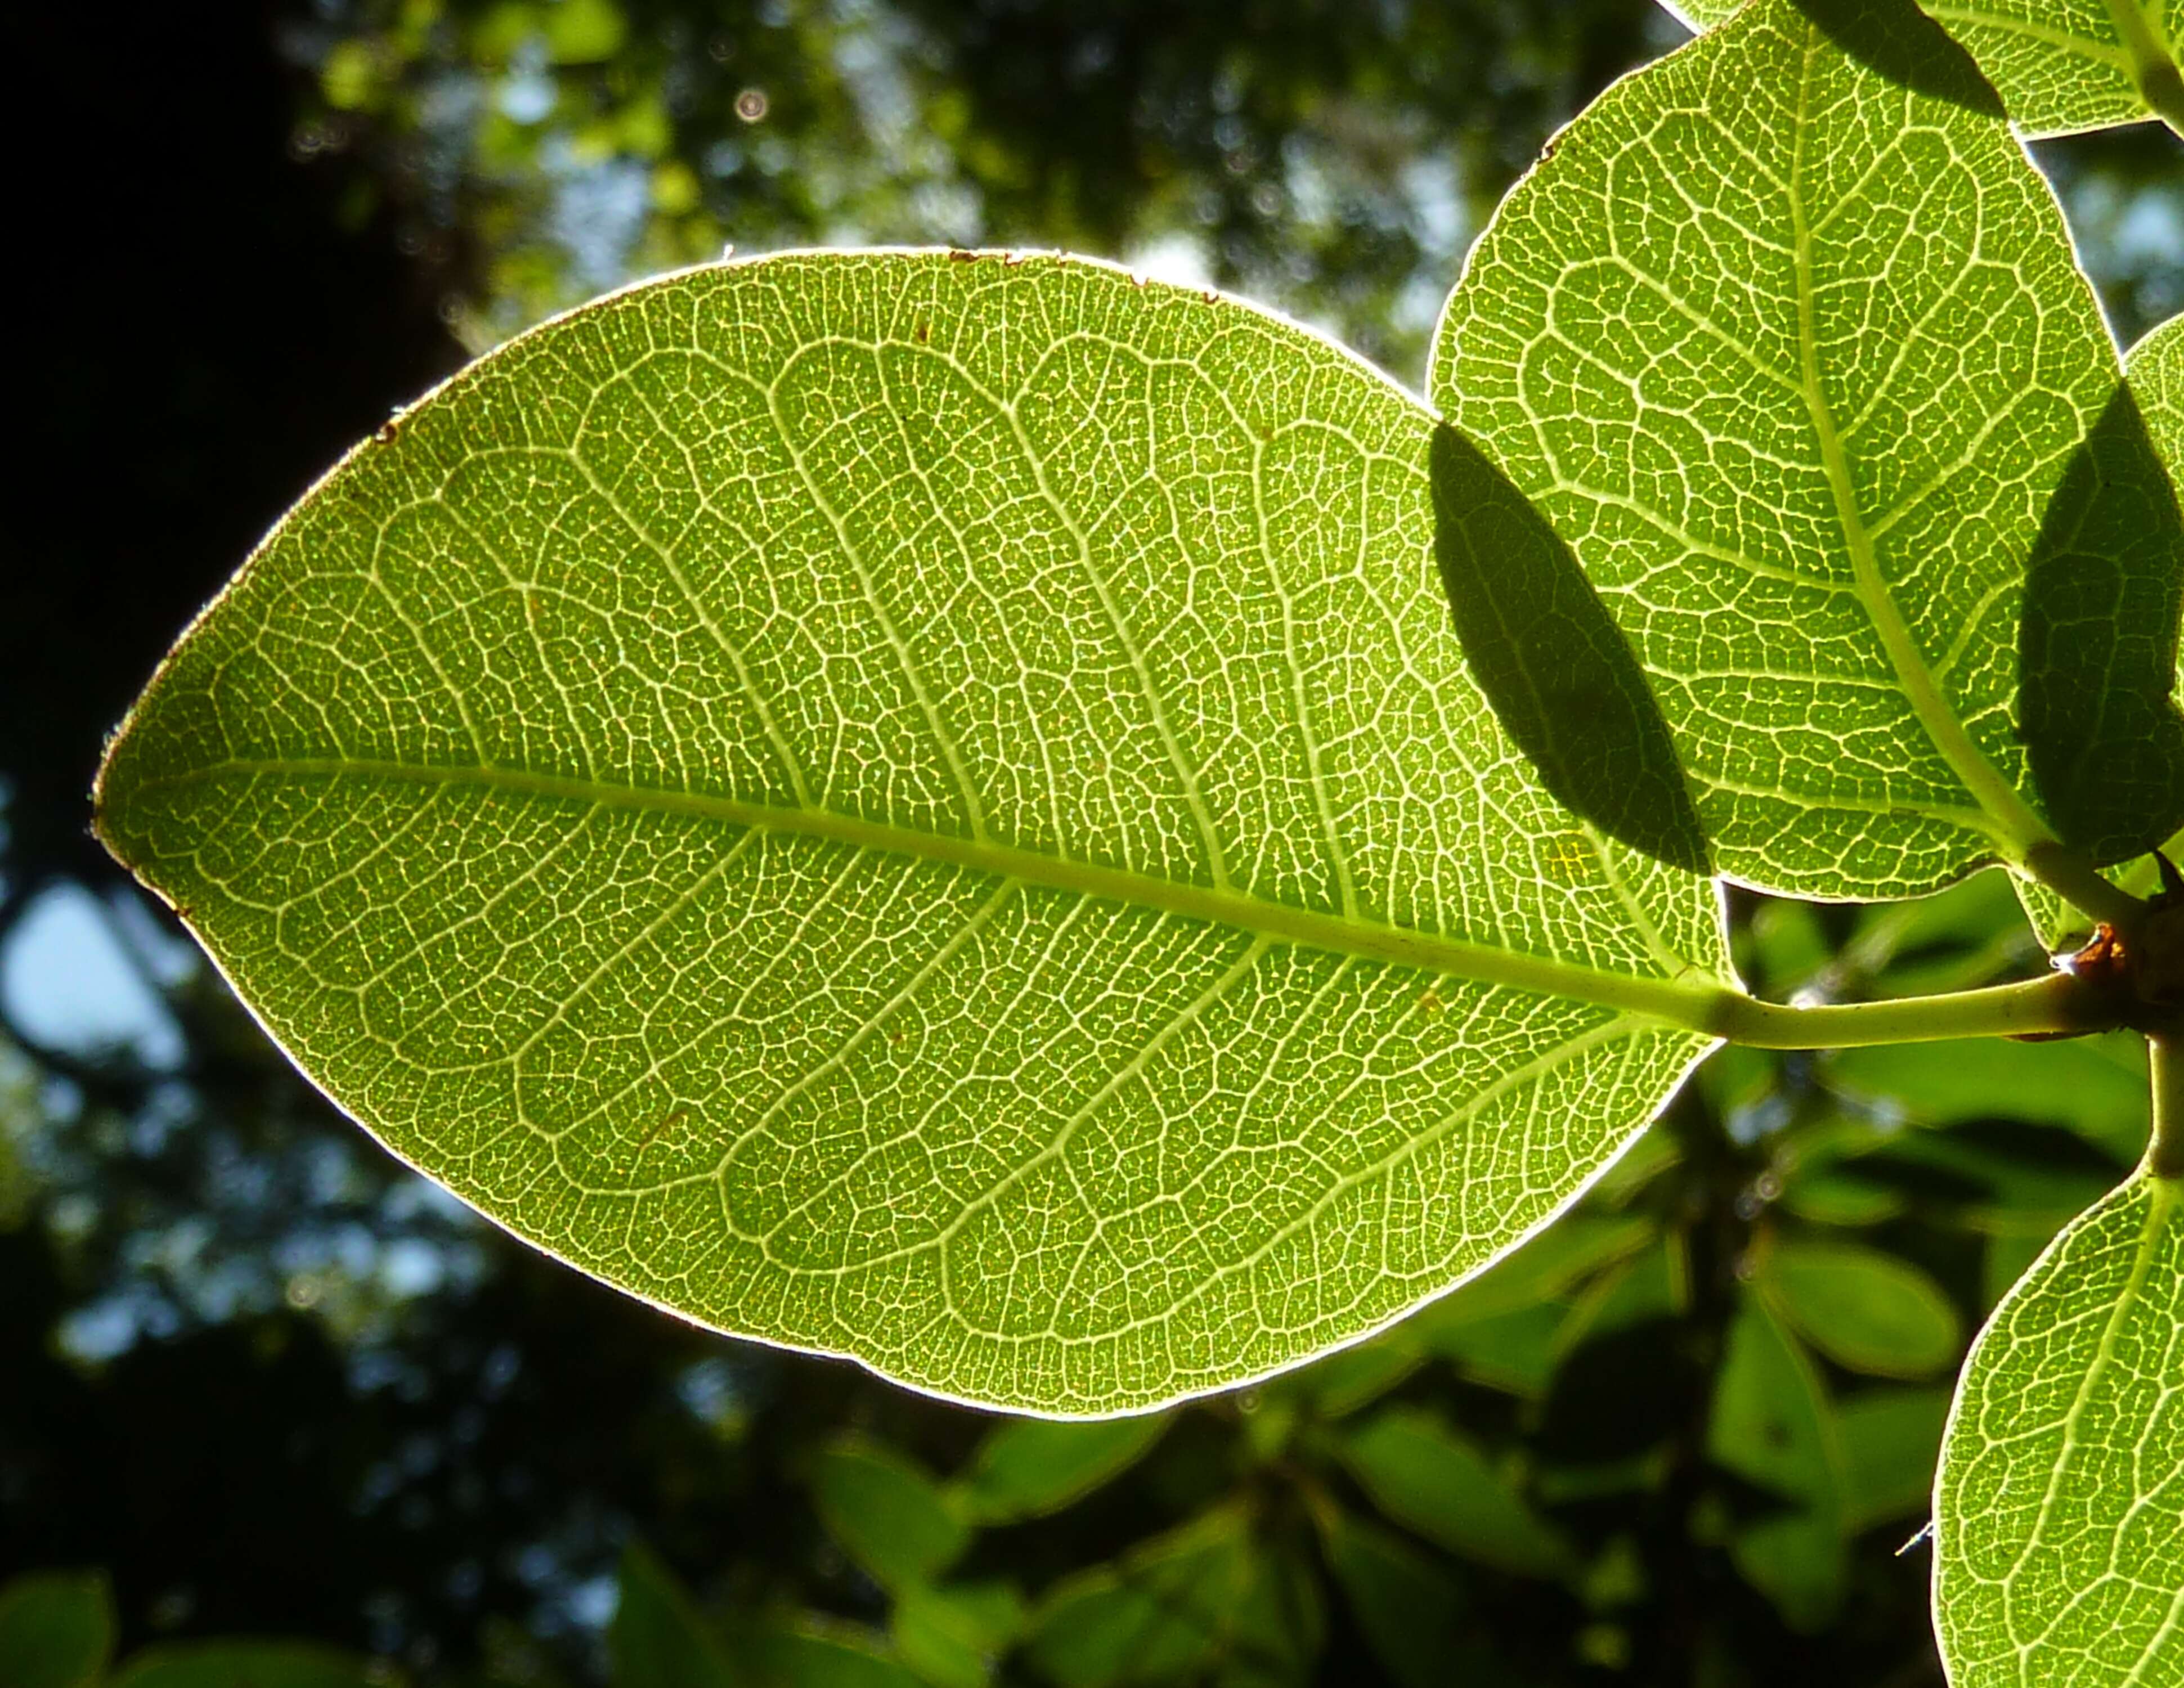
2016;312;2184;946
96;253;1728;1415
1918;2;2183;136
1441;0;2184;903
1658;1;2184;137
1933;1172;2184;1685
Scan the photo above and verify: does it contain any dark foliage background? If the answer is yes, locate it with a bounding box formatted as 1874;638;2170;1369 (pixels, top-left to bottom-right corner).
1;3;2178;1686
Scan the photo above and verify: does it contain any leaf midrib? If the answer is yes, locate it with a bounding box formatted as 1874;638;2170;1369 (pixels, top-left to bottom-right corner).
1786;24;2056;869
119;752;1724;1028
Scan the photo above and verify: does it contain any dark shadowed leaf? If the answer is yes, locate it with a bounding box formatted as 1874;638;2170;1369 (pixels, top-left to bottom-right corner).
1708;1297;1847;1631
813;1439;971;1592
0;1573;113;1688
1341;1407;1573;1578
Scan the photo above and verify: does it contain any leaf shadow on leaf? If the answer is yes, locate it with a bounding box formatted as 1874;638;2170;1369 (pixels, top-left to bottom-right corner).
1782;0;2004;120
1428;423;1712;876
2017;378;2184;861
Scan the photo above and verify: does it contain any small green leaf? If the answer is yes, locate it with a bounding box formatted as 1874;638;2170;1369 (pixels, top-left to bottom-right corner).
1759;1238;1963;1377
1340;1407;1573;1579
1746;900;1831;996
1438;0;2184;901
0;1572;114;1688
97;252;1730;1415
1708;1297;1847;1632
1935;1173;2184;1686
891;1583;1025;1688
1313;1510;1475;1688
110;1645;392;1688
611;1541;735;1688
1837;1384;1952;1530
1983;1224;2064;1307
952;1417;1166;1525
1024;1509;1311;1688
1778;1170;1909;1227
812;1439;970;1592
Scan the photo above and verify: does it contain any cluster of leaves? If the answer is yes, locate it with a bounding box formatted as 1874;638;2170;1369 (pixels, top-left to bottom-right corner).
83;0;2184;1683
0;863;2150;1685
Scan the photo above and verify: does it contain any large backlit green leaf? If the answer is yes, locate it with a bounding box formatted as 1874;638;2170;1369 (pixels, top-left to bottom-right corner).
1439;0;2184;903
1659;1;2184;136
2140;316;2184;540
2022;312;2184;944
95;252;1730;1415
1934;1172;2184;1686
1919;2;2183;135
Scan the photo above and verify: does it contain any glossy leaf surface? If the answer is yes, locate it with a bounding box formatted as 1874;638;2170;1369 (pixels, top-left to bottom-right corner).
1440;0;2184;901
96;252;1729;1413
1934;1174;2184;1686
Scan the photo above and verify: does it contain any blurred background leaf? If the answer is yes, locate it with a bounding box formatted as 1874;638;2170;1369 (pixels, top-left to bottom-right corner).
0;1571;114;1688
